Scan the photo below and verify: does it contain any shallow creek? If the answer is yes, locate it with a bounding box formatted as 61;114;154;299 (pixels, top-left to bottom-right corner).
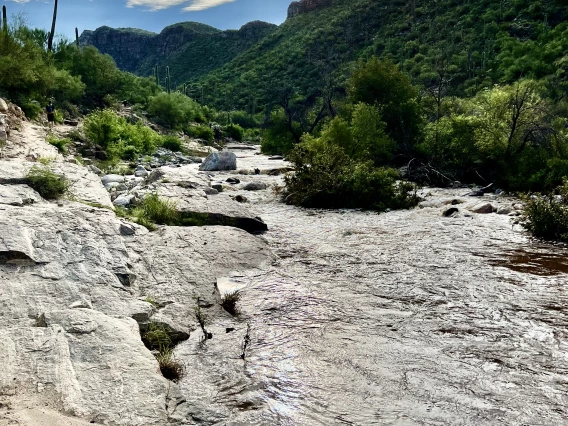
175;152;568;425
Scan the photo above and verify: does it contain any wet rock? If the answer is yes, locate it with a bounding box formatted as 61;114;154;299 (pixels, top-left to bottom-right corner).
226;177;240;184
470;203;496;214
442;207;460;218
212;184;223;192
243;182;268;191
199;152;237;171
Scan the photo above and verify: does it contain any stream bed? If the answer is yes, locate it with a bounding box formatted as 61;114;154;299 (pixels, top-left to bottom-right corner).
174;154;568;425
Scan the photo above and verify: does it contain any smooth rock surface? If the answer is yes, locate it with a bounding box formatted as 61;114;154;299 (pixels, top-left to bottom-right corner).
199;151;237;171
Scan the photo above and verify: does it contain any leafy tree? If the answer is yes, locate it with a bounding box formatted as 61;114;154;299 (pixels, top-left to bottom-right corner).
348;58;421;152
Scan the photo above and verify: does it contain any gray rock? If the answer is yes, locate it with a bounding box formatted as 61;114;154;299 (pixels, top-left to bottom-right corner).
442;207;460;218
243;181;268;191
0;184;41;206
101;174;126;186
113;194;134;207
496;206;513;215
0;98;8;113
88;165;102;176
471;203;496;214
199;151;237;171
212;184;223;192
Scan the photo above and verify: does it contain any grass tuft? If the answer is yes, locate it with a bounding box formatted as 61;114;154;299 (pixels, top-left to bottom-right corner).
221;290;241;316
26;165;70;200
133;193;179;228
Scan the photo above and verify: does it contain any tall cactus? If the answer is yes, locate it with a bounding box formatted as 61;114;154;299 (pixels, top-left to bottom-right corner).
166;66;171;94
75;27;79;48
47;0;58;52
2;6;7;35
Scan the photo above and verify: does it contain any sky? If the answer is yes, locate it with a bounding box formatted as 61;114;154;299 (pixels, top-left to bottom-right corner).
1;0;292;39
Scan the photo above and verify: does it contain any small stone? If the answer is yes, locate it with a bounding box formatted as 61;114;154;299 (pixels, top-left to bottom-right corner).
442;207;459;218
471;203;495;214
243;182;268;191
496;206;513;215
101;174;126;186
212;184;223;192
226;177;240;184
118;223;136;236
113;194;134;207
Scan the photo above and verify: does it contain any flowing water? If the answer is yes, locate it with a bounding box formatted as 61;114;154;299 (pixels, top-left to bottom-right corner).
175;156;568;425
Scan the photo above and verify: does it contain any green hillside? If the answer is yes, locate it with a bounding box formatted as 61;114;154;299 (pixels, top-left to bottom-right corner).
193;0;568;110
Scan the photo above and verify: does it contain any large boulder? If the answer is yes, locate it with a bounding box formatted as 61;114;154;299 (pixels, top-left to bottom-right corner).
0;98;8;113
199;151;237;171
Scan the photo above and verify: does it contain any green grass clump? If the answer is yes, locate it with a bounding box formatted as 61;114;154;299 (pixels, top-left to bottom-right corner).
26;166;70;200
221;290;241;316
142;323;184;382
521;180;568;242
133;193;180;228
47;135;71;153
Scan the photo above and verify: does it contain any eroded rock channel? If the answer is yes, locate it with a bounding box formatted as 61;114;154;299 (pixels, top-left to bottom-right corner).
1;124;567;425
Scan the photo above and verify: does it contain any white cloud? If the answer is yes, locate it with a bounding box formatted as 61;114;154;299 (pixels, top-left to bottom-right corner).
126;0;235;12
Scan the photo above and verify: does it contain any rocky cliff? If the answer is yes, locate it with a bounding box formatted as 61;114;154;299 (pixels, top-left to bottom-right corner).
79;21;277;83
0;100;276;424
287;0;333;18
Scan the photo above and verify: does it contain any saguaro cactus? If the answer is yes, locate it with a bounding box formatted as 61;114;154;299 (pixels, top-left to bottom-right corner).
47;0;58;52
2;6;7;35
166;66;171;94
75;27;80;48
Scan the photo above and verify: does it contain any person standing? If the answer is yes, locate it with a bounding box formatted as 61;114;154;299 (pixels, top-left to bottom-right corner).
46;101;55;129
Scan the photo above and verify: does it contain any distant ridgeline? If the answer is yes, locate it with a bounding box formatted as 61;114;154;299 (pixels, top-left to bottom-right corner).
79;21;277;85
82;0;568;110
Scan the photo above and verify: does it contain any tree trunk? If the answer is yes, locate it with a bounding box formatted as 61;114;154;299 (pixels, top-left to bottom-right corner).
47;0;58;52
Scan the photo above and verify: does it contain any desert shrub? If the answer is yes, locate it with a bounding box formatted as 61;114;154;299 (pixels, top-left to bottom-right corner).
185;125;214;142
147;92;204;129
25;166;70;199
133;193;180;227
84;109;161;160
160;135;183;152
122;146;138;161
83;109;122;149
285;136;418;211
221;290;241;316
224;123;244;141
229;110;260;128
47;135;71;153
521;180;568;242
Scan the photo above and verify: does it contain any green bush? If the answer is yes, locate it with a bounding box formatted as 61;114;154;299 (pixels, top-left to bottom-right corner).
185;125;214;142
284;136;418;211
161;135;183;152
84;109;162;160
224;123;244;141
521;180;568;242
26;166;70;199
147;92;204;129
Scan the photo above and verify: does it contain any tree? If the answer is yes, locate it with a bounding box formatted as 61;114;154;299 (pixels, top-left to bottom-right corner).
348;58;422;154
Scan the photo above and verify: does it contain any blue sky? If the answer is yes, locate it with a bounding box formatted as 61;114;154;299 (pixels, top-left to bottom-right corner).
2;0;292;39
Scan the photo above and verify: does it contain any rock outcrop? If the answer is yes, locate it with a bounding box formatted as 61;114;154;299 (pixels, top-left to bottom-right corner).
287;0;333;18
0;119;273;424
